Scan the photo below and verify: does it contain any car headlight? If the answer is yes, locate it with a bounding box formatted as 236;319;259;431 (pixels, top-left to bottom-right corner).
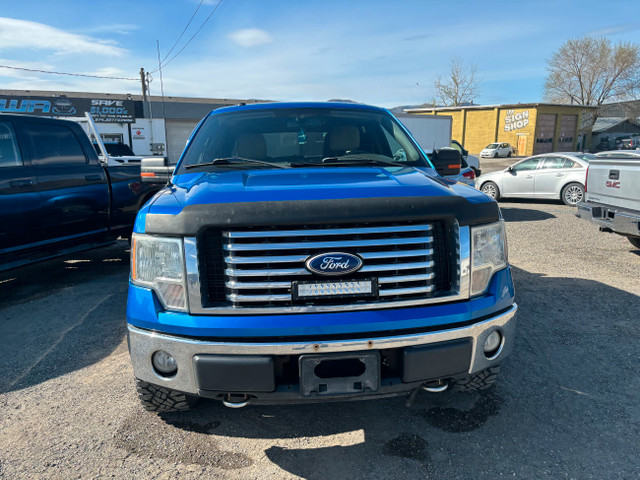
131;233;187;311
470;220;508;296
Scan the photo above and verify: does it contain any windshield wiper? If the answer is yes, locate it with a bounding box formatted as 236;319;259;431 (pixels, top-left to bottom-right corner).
185;157;289;170
319;156;408;167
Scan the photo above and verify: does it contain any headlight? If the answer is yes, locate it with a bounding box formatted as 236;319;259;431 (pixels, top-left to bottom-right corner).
131;234;187;311
470;220;508;296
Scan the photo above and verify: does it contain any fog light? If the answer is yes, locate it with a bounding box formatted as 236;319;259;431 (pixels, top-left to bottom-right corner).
152;350;177;376
483;331;502;357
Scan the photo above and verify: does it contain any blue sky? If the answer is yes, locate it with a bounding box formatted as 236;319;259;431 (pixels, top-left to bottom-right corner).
0;0;638;108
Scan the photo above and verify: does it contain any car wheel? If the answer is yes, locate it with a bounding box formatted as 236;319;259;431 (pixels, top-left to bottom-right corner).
451;365;501;391
561;182;584;206
135;378;199;413
493;152;499;158
507;152;512;157
628;236;640;249
481;181;500;200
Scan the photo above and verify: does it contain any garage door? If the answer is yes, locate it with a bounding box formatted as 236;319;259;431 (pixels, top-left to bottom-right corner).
534;114;556;154
556;115;577;152
166;120;199;163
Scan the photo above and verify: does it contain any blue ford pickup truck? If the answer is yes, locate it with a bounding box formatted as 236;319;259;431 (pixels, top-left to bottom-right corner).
127;102;517;411
0;114;160;271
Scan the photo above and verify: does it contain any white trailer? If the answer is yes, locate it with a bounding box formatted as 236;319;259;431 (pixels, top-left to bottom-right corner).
394;114;452;153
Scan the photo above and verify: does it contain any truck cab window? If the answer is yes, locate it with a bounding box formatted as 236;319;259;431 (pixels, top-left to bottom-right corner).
26;123;87;165
0;122;22;167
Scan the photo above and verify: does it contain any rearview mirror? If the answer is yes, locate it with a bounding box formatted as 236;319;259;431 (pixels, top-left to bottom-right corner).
141;157;174;184
431;148;461;176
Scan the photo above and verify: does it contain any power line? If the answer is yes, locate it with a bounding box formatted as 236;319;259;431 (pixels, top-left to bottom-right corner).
160;0;205;65
0;64;138;81
149;0;223;73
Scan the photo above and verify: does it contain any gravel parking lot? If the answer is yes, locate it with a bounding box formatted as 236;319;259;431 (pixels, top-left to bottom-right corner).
1;177;639;478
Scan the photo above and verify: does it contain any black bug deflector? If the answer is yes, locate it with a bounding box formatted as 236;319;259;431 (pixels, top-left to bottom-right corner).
144;196;500;235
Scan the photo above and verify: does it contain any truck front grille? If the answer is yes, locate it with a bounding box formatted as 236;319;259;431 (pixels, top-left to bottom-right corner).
197;221;456;313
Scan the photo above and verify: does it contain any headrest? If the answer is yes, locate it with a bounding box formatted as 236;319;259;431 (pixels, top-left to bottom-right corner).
236;133;267;159
326;126;360;153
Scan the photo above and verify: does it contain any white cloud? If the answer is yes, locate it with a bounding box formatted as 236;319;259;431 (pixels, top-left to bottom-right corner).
0;17;127;56
82;24;141;36
229;28;273;48
586;23;640;37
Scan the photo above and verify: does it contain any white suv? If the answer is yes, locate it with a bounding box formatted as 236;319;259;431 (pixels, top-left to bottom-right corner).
480;142;512;158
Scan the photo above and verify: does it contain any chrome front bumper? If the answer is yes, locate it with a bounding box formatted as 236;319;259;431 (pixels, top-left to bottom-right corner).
577;202;640;237
128;304;517;396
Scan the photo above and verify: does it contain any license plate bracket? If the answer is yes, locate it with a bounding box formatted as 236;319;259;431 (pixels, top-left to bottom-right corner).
299;351;380;397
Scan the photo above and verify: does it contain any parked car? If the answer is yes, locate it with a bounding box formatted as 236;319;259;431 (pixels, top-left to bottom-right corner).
619;134;640;150
577;152;640;249
480;142;512;158
477;152;595;205
0;114;161;271
595;150;640;159
127;102;516;412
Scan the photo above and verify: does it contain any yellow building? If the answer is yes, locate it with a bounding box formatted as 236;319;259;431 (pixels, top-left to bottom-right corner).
406;103;598;156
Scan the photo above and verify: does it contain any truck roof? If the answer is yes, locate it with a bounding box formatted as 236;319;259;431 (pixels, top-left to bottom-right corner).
210;101;388;116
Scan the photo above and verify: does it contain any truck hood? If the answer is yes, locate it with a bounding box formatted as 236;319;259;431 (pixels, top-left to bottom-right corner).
141;166;498;235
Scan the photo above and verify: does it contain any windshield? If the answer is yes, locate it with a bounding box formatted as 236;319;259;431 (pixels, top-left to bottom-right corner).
570;153;596;161
94;143;136;157
486;143;499;149
178;107;429;172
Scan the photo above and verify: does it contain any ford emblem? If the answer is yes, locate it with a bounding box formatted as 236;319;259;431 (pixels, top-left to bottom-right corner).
305;252;363;276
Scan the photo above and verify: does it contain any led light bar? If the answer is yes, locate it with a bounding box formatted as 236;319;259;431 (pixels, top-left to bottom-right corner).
295;280;376;299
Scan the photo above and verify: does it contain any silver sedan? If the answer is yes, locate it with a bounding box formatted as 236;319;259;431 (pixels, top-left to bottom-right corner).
476;153;595;206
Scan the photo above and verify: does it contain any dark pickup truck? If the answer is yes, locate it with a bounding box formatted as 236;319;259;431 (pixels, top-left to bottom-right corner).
0;114;160;271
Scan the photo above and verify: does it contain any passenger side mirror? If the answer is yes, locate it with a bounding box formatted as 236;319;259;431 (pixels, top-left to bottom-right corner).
431;148;461;176
141;157;173;184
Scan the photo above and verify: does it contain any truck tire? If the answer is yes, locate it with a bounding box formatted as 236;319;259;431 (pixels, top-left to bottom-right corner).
480;181;500;200
561;182;584;206
628;236;640;249
451;365;500;391
135;378;199;412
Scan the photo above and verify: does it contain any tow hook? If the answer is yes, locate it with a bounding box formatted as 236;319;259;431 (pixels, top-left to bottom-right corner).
405;379;449;407
222;394;250;408
422;379;449;393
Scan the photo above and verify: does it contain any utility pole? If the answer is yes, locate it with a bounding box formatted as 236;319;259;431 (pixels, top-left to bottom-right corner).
139;68;148;101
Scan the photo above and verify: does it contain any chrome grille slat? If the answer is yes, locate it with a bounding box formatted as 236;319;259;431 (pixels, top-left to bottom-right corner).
225;261;435;277
227;281;291;289
360;261;434;273
226;273;435;291
224;236;432;251
225;248;434;264
224;224;433;238
379;285;435;297
228;293;291;302
378;273;434;284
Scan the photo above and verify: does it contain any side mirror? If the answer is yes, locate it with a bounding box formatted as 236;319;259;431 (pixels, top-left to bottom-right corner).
141;157;173;184
431;148;461;176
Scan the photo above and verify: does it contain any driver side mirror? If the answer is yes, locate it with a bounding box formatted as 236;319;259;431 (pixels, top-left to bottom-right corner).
431;148;461;176
141;157;174;184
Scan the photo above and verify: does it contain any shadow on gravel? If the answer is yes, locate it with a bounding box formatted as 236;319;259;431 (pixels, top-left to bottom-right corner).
0;241;130;309
0;242;130;394
500;207;556;222
130;265;640;478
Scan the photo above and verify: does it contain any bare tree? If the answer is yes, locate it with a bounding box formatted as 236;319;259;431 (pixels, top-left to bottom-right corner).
433;57;479;106
544;37;640;120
